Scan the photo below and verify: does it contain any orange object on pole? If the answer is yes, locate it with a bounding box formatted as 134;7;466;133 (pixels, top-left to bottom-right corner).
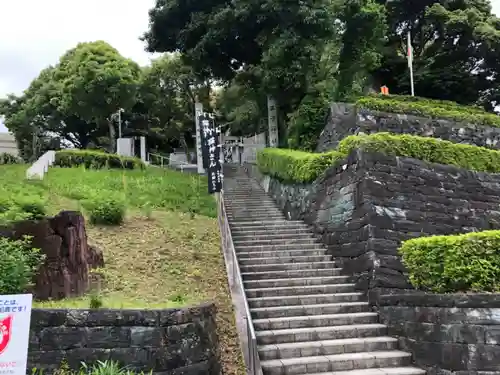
380;86;389;95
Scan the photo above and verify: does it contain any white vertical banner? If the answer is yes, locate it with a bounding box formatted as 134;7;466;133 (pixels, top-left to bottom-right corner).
194;102;204;174
267;95;279;147
407;31;415;97
0;294;33;375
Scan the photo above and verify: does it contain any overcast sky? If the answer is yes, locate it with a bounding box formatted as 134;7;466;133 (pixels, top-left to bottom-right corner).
1;0;500;132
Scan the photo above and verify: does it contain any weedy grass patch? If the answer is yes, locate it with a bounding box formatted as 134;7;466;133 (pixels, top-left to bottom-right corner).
0;164;243;375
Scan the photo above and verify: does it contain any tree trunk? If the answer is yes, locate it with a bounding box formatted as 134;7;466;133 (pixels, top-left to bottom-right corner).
180;133;190;163
108;120;116;153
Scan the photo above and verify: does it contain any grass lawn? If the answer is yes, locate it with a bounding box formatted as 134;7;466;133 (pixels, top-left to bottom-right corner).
0;164;244;375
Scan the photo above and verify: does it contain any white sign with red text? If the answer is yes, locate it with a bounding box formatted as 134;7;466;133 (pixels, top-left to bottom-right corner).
0;294;32;375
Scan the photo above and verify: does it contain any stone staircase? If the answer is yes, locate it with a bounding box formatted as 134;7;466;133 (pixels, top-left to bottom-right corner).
223;165;425;375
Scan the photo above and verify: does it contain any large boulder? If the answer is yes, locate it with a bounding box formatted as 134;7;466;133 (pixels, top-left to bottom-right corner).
1;211;104;300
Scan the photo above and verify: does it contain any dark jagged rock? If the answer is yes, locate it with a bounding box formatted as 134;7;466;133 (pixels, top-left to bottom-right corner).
1;211;104;300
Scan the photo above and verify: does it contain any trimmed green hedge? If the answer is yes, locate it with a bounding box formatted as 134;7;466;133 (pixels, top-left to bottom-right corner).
257;148;343;183
400;230;500;292
257;132;500;183
357;95;500;127
54;150;145;170
364;93;487;114
0;153;21;165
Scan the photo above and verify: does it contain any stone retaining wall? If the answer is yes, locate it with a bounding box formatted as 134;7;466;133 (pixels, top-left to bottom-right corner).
247;150;500;299
316;103;500;152
28;303;220;375
378;293;500;374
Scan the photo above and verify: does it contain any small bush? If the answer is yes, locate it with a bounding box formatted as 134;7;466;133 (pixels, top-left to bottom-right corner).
83;195;126;225
0;153;21;165
11;195;47;220
399;230;500;293
55;150;145;170
257;148;343;183
357;95;500;127
0;193;47;224
0;236;45;294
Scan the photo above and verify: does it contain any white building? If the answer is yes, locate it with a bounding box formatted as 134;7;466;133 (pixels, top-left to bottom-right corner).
0;133;18;156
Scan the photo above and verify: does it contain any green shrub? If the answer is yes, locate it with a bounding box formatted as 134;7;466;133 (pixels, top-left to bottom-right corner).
357;96;500;127
400;230;500;293
55;150;145;170
0;236;45;294
257;148;343;183
0;153;21;165
11;195;47;220
82;194;126;225
257;132;500;183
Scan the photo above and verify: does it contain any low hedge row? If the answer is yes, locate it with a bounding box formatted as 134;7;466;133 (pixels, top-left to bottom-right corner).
0;152;21;165
400;230;500;293
257;132;500;183
55;150;145;170
356;96;500;127
364;93;487;114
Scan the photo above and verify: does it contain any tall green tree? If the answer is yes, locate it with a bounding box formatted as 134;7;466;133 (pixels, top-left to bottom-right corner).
372;0;500;107
135;54;212;157
143;0;337;142
53;41;142;151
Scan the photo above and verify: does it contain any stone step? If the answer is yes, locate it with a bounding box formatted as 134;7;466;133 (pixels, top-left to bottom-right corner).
258;336;399;360
229;216;286;222
255;324;388;345
225;198;272;202
244;275;351;289
302;368;427;375
226;205;278;210
253;312;378;330
228;214;285;219
247;292;364;308
235;243;325;252
232;228;312;236
246;283;356;298
239;254;331;266
234;237;318;246
240;261;336;273
260;351;412;375
227;211;284;217
230;223;310;232
232;232;314;241
229;219;306;227
239;255;331;266
242;268;344;281
226;204;281;210
251;302;371;319
238;249;327;259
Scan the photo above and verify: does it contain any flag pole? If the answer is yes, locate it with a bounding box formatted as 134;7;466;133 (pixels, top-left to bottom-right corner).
407;31;415;96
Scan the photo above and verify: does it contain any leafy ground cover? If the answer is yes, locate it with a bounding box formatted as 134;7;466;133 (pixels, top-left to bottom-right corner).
0;164;243;375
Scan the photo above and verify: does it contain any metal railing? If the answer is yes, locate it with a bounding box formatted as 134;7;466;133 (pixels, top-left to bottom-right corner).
148;152;169;168
216;193;262;375
26;150;56;180
148;152;191;172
